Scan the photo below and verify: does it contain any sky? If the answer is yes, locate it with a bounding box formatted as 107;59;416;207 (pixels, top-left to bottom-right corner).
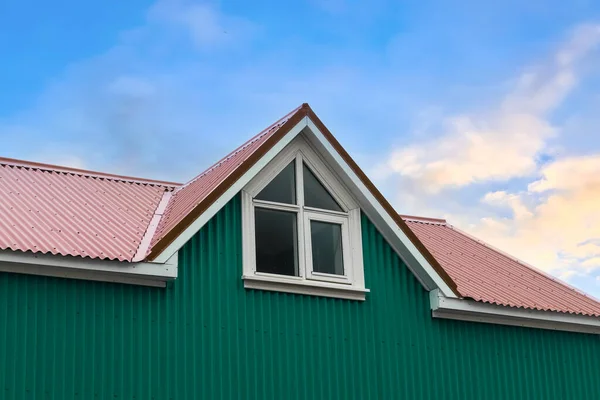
1;0;600;296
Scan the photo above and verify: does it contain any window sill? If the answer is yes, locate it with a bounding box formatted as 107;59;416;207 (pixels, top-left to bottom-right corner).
242;274;369;301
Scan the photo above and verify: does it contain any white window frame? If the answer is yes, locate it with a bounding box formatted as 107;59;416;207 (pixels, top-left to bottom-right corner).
241;136;367;300
303;212;352;284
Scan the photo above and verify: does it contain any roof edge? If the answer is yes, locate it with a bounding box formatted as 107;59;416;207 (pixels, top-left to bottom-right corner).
0;156;182;187
400;214;447;224
431;289;600;334
176;104;305;190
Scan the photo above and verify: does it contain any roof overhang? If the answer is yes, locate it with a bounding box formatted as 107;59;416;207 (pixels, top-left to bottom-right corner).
0;250;178;287
430;289;600;335
150;106;459;298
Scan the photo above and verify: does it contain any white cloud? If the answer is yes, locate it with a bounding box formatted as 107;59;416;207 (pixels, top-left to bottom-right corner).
481;190;533;221
148;0;257;48
470;154;600;274
375;23;600;288
586;258;600;268
528;154;600;192
382;23;600;192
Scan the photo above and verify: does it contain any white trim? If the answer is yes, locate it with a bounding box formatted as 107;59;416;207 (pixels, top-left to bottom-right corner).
429;289;600;335
303;211;352;284
241;136;365;299
243;274;369;301
304;119;457;297
253;199;299;212
0;250;178;287
152;117;309;264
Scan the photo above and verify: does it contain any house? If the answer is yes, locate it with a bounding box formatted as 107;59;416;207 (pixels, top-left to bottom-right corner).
1;103;599;399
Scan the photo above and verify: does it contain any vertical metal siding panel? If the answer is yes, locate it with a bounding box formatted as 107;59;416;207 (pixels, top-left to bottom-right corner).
1;195;600;399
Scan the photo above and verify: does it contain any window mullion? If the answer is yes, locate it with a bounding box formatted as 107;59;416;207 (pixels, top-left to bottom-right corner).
296;153;306;278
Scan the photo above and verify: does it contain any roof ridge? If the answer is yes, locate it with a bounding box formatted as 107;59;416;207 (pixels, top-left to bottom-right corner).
400;214;447;225
446;222;600;307
0;156;182;187
175;104;306;193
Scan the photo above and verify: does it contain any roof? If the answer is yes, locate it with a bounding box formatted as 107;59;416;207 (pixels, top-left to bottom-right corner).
1;104;599;317
402;215;600;317
143;104;459;297
0;157;179;261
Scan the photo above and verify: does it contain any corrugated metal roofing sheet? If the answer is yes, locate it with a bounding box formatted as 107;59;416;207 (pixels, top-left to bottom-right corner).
0;157;178;261
148;104;305;254
402;216;600;317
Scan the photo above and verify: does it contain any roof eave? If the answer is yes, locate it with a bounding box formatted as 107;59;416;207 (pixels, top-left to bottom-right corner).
430;289;600;335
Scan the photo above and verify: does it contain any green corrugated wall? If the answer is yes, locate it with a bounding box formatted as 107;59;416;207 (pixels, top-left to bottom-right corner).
1;194;599;399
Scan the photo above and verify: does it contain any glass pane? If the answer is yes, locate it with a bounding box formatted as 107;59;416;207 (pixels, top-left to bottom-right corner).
303;164;343;212
256;161;296;204
255;208;298;276
310;221;344;275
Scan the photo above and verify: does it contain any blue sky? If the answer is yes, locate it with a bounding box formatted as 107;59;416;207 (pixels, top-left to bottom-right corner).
2;0;600;296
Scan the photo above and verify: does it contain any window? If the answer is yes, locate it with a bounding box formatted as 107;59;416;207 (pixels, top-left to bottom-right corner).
242;137;366;300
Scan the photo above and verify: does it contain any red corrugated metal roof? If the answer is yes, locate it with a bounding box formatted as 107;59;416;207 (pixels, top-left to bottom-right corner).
147;104;305;254
402;216;600;317
2;104;599;318
0;157;179;261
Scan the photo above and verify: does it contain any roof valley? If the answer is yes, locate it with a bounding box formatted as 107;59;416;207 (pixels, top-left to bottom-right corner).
132;190;174;262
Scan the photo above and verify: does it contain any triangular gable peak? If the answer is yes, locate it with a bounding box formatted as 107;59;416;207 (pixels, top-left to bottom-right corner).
147;103;459;298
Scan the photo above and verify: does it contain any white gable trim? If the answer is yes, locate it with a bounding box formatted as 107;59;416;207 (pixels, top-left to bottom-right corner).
151;115;457;298
0;250;178;288
430;289;600;335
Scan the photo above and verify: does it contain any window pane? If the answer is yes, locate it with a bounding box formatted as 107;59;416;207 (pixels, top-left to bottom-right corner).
310;221;344;275
256;161;296;204
255;208;298;276
303;164;343;212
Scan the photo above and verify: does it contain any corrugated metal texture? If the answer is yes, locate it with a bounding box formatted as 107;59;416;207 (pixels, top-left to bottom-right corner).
0;159;175;261
1;195;600;400
149;105;304;251
404;217;600;317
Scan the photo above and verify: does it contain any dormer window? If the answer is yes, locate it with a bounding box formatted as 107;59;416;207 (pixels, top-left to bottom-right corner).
242;136;367;300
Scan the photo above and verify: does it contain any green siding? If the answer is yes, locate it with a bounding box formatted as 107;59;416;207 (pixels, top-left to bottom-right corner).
1;194;599;399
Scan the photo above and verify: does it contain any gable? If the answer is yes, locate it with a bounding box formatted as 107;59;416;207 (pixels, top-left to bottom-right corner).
146;104;459;298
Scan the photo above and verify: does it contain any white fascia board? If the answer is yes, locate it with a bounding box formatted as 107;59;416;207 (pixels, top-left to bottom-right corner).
430;289;600;335
0;250;178;288
152;117;309;264
303;119;457;297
